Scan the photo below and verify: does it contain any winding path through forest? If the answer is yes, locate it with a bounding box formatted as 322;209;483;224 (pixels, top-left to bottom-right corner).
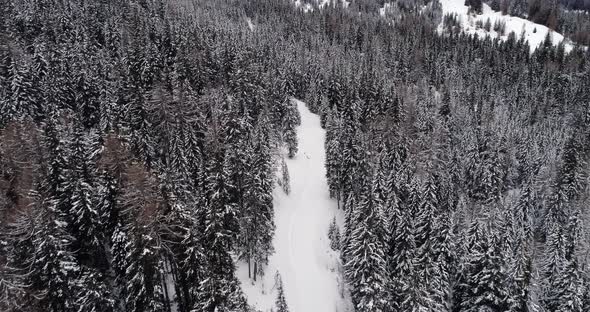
237;99;351;312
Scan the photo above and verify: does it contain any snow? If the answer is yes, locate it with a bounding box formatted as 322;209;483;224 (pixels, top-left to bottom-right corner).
294;0;314;13
163;259;179;312
293;0;348;12
246;18;255;32
236;99;352;312
379;3;392;17
318;0;330;9
438;0;577;53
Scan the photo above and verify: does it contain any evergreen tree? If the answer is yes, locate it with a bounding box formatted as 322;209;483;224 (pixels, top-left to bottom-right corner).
119;164;166;312
466;0;484;14
459;222;510;312
242;124;275;280
275;273;290;312
76;271;116;312
283;100;300;158
66;124;104;262
204;144;239;272
388;207;418;312
345;175;389;312
328;217;341;251
325;107;345;205
29;192;81;312
0;60;35;126
280;157;291;195
544;259;584;312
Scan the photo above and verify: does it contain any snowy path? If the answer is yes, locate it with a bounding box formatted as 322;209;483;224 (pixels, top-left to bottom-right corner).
236;100;351;312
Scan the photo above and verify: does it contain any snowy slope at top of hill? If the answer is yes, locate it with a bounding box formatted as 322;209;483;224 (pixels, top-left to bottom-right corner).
294;0;314;13
439;0;575;53
293;0;349;12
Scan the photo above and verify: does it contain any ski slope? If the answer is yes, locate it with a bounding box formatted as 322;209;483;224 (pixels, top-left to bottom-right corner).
438;0;576;53
236;99;352;312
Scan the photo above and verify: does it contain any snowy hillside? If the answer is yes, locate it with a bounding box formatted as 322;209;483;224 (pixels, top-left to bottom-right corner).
438;0;575;52
236;100;352;312
293;0;349;12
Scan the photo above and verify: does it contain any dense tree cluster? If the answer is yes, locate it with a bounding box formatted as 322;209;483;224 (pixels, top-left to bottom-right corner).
0;0;589;311
309;2;590;312
0;0;302;311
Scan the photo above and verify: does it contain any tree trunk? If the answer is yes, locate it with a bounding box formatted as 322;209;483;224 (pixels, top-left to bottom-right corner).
254;261;258;282
248;256;251;279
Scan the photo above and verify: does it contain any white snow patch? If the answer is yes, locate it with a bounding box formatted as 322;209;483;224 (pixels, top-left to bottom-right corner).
236;99;353;312
294;0;314;13
293;0;348;12
438;0;578;53
246;18;255;32
380;3;393;17
318;0;330;9
163;259;179;312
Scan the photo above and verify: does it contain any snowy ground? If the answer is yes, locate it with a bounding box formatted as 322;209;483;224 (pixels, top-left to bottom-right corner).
236;100;352;312
294;0;314;13
293;0;349;12
438;0;576;53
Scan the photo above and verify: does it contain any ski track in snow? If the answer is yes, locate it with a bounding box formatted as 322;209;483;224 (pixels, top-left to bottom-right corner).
236;100;352;312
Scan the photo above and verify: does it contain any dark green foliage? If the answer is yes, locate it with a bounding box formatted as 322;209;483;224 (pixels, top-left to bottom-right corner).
0;0;589;311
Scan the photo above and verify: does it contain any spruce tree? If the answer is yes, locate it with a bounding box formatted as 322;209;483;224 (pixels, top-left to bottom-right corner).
30;192;82;312
281;157;291;195
283;99;300;158
275;273;290;312
119;164;166;312
389;208;418;312
459;222;510;312
345;176;389;312
328;217;341;251
242;124;275;280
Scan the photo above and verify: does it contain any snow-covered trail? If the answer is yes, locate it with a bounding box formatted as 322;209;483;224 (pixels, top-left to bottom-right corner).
236;99;351;312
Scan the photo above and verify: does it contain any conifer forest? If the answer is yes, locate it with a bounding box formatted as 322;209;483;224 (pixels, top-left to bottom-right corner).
0;0;590;311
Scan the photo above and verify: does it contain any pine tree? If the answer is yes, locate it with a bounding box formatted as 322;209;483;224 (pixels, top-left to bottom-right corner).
0;60;35;126
124;232;166;312
543;216;584;312
341;192;358;262
325;107;344;205
508;239;534;312
283;99;300;158
345;176;389;312
275;273;290;312
204;145;239;272
544;259;584;312
74;68;101;128
29;192;81;312
179;221;208;312
429;212;456;312
414;178;438;265
242;125;275;281
119;164;166;312
389;208;418;312
459;221;510;312
197;137;246;311
66;124;104;261
194;275;249;312
281;157;291;195
76;270;116;312
328;217;341;251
